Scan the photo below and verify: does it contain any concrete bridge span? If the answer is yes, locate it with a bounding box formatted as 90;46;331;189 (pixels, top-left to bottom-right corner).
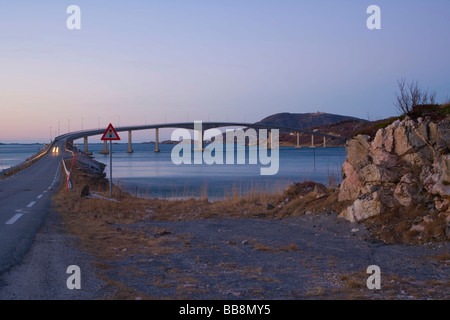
54;122;345;155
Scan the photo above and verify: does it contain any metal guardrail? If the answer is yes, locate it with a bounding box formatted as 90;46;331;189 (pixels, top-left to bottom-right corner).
64;141;75;157
62;140;77;190
61;158;72;189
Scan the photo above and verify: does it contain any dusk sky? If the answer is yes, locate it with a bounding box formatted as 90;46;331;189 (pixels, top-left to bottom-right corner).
1;1;449;143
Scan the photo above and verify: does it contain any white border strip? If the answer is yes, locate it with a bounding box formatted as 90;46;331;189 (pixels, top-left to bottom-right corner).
61;159;72;189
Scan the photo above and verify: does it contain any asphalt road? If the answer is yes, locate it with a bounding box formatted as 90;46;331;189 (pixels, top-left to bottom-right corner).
0;140;106;299
0;141;64;274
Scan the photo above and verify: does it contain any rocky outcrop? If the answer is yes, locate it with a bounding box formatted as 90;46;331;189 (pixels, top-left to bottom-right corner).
338;117;450;226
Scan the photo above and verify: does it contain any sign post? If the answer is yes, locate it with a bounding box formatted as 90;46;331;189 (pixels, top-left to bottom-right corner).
101;123;121;198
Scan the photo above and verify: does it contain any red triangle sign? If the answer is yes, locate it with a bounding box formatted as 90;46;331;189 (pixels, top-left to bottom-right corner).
101;123;121;141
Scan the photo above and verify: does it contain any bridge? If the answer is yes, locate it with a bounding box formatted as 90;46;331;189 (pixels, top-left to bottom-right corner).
54;121;345;155
0;120;343;285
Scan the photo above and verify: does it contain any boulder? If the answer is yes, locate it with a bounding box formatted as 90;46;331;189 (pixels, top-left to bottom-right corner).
437;121;450;149
418;122;429;141
407;125;427;150
338;161;363;202
371;148;398;168
338;117;450;225
434;197;449;212
400;173;415;184
359;164;397;184
339;191;382;222
410;224;425;233
383;125;395;153
393;125;412;156
345;135;371;170
371;128;385;150
430;182;450;198
81;185;90;198
394;182;417;206
440;154;450;184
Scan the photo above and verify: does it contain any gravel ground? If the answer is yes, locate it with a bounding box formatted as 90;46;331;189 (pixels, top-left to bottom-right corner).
1;209;447;300
100;212;450;300
0;208;109;300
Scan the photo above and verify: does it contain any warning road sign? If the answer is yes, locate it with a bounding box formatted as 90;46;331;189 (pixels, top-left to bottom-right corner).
100;123;120;198
101;123;121;141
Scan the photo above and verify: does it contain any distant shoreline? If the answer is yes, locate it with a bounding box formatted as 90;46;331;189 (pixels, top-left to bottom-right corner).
0;143;43;145
0;141;347;149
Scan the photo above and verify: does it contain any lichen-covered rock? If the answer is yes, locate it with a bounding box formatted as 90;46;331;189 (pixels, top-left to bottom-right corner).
345;135;371;170
339;118;450;223
339;192;382;222
440;154;450;184
394;182;416;206
338;161;363;201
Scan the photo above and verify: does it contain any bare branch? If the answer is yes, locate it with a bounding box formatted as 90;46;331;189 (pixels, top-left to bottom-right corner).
394;79;438;115
429;91;437;105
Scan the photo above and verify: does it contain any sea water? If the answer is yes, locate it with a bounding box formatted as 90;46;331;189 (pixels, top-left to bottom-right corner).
0;144;46;170
80;143;346;200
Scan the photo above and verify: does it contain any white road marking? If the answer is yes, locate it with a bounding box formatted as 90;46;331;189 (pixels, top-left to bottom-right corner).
26;201;36;208
37;194;43;199
5;213;23;225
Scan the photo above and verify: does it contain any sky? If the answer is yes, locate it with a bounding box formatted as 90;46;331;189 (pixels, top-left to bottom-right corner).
1;0;449;143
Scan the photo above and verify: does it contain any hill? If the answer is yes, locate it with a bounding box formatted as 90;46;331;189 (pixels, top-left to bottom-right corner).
255;112;365;129
278;119;372;147
254;112;370;147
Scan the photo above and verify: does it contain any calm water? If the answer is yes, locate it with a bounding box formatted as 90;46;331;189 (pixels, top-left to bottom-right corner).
0;144;46;170
80;143;346;200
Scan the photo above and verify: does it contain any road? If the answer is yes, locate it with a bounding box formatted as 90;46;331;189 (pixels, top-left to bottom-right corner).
0;140;64;274
0;140;105;299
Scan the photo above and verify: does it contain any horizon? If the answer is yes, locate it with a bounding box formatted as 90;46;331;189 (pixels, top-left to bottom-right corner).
0;110;366;145
1;1;449;143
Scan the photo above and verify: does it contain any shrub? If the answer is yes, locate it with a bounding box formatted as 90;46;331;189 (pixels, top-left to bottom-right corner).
394;78;437;115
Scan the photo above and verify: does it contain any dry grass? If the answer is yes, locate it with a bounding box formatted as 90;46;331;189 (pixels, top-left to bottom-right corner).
100;275;157;300
332;270;450;300
434;252;450;261
250;240;302;253
53;154;449;299
55;156;349;230
363;201;448;244
305;286;326;297
338;273;366;289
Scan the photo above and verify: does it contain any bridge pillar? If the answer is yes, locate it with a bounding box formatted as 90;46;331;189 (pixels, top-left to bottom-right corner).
323;136;326;148
194;127;204;151
83;137;92;155
99;140;109;154
154;128;160;152
127;130;133;153
295;132;300;149
311;134;314;148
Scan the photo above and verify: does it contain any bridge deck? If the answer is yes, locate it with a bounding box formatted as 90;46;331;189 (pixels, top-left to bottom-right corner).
55;122;344;142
